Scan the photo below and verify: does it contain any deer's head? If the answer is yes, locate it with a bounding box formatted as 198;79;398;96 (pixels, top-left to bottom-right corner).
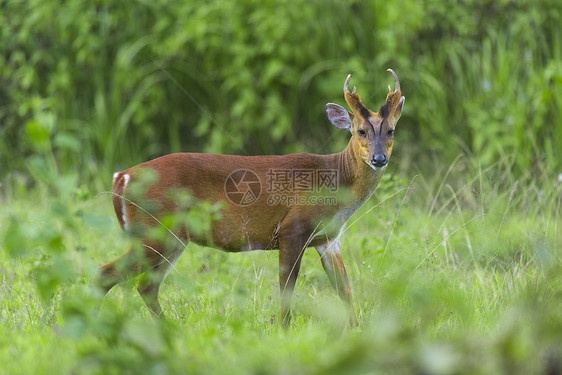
326;69;405;171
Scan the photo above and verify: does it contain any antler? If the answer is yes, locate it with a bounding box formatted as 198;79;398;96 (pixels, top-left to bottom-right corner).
387;69;400;92
344;74;371;120
343;74;357;94
378;68;403;120
343;71;402;121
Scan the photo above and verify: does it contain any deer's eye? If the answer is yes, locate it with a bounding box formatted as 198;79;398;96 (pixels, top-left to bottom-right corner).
357;129;366;137
387;129;395;136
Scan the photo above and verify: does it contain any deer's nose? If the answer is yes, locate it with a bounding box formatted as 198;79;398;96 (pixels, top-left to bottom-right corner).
371;154;387;167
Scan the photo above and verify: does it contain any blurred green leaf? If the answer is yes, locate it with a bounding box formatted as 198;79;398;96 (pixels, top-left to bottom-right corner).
33;257;73;301
25;119;50;147
121;320;166;358
54;133;81;153
2;217;30;257
75;210;114;230
27;156;54;185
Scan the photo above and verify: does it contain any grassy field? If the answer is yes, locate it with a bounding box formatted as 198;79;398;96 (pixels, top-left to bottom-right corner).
1;156;560;374
1;2;560;374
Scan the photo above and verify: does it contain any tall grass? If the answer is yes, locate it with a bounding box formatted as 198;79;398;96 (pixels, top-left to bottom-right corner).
1;155;560;374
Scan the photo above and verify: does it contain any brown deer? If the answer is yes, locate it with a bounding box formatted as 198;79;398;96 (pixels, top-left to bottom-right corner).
98;69;405;326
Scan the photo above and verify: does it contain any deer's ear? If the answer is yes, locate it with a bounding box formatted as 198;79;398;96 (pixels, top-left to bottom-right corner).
393;96;405;123
326;103;352;132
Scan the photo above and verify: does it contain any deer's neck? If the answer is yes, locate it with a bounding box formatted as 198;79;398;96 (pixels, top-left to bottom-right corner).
336;139;384;206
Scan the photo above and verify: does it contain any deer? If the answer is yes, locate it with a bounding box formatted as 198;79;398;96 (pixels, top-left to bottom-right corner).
98;69;405;327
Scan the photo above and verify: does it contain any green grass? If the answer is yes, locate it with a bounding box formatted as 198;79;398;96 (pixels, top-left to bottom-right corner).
1;2;560;373
1;158;561;374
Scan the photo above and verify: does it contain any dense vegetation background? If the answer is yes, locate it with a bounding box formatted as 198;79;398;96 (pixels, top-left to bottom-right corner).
0;1;561;374
1;0;561;185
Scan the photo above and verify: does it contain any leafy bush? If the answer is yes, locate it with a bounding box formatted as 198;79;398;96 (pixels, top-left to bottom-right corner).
1;0;561;188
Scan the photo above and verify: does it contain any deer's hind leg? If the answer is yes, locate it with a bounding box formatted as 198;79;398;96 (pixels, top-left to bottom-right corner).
98;239;185;318
98;245;144;293
136;240;184;318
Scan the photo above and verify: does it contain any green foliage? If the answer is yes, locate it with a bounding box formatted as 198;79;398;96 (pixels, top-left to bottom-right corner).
0;1;561;374
159;189;224;240
1;154;561;374
0;0;561;187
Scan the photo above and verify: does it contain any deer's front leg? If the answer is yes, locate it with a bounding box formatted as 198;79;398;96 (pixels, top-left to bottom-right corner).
316;237;358;327
278;232;309;328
